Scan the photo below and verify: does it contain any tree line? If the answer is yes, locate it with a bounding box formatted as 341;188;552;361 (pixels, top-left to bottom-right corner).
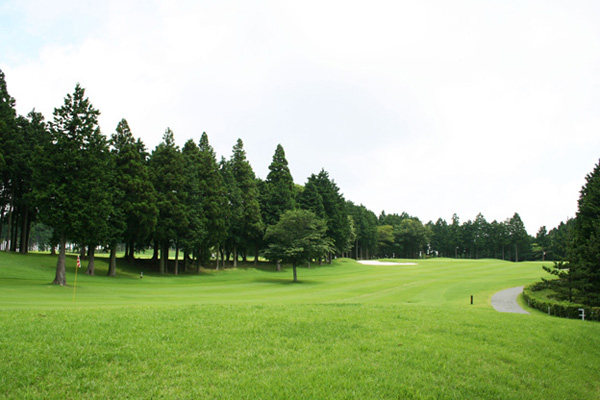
0;70;571;284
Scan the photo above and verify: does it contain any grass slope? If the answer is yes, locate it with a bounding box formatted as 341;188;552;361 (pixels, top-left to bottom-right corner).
1;252;599;399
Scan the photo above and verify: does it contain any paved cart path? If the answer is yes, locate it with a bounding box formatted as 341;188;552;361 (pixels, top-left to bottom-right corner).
491;286;529;314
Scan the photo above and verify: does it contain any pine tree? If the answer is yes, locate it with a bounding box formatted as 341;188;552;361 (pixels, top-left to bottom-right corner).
107;119;158;275
34;84;107;285
197;133;228;268
229;139;263;264
299;170;350;260
219;156;242;267
569;160;600;305
262;144;295;227
0;68;18;252
149;128;188;274
181;139;207;269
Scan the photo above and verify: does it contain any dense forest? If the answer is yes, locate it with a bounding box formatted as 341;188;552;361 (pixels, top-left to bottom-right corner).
0;70;573;282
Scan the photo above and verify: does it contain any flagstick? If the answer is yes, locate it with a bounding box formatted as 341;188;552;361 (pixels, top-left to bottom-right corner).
72;256;80;302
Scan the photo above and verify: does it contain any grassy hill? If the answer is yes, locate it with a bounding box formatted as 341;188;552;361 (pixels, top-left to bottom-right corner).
1;252;599;399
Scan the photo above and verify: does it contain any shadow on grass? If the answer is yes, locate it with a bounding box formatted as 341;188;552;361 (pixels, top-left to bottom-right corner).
252;278;321;285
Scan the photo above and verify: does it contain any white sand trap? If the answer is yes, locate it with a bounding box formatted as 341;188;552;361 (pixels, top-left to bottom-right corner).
358;260;418;266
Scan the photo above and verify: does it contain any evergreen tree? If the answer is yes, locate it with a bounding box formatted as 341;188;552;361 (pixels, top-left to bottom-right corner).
149;128;188;274
197;133;228;268
229;139;263;264
9;110;48;254
347;202;378;259
108;119;158;275
298;170;351;260
181;139;207;269
34;84;106;285
220;156;243;267
569;160;600;305
262;144;295;227
506;213;529;262
0;68;18;252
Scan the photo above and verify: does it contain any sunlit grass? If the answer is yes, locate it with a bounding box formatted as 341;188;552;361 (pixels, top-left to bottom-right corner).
1;252;599;399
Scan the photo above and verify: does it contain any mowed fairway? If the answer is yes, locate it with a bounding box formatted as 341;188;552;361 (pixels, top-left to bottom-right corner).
1;253;599;399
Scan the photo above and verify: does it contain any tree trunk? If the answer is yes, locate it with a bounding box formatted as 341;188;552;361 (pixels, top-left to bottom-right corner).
53;234;67;285
233;245;238;268
24;213;32;253
19;206;29;254
515;244;518;262
86;245;95;275
160;242;168;274
216;246;221;270
293;263;298;282
5;196;13;252
107;245;117;277
276;259;281;272
128;239;135;260
152;240;159;264
10;209;18;252
254;246;259;266
174;244;179;275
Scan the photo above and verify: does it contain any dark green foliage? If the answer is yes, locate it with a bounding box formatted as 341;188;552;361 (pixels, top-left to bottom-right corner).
196;133;228;266
547;219;573;261
0;69;18;251
33;84;112;283
506;212;529;262
298;170;351;257
149;128;188;274
346;202;378;259
109;119;158;273
261;144;295;227
523;282;600;321
228;139;264;262
568;160;600;305
180;139;207;265
263;209;334;281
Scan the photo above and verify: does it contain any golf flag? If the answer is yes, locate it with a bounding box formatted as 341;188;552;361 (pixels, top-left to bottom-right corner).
73;255;81;302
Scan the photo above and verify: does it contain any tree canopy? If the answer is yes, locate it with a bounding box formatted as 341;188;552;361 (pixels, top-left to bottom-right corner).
263;209;333;282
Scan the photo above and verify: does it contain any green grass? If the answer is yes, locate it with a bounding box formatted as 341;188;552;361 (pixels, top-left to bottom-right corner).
1;252;599;399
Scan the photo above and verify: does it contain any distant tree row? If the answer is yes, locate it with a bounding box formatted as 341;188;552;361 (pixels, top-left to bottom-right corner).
0;70;572;284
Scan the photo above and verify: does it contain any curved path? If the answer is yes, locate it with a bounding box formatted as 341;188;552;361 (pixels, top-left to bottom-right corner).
491;286;529;314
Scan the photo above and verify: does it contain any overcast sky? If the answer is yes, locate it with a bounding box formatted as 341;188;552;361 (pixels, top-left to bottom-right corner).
2;0;600;234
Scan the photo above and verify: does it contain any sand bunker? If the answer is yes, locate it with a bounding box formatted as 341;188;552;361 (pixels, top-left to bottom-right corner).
357;260;418;266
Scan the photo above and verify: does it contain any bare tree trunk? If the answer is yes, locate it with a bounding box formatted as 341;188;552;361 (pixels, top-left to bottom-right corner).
276;259;281;272
5;196;13;252
515;244;518;262
174;244;179;275
53;234;67;285
10;210;19;252
216;246;220;270
107;245;117;277
19;206;29;254
293;263;298;282
233;245;238;268
152;240;159;264
159;242;168;274
86;245;95;275
254;246;259;266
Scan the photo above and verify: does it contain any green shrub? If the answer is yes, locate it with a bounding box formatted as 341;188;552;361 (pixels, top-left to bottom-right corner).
524;283;600;321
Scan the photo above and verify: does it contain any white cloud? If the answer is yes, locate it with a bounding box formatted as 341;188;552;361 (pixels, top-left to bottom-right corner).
2;0;600;234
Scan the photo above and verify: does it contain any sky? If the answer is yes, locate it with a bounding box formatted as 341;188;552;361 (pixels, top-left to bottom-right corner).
2;0;600;234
